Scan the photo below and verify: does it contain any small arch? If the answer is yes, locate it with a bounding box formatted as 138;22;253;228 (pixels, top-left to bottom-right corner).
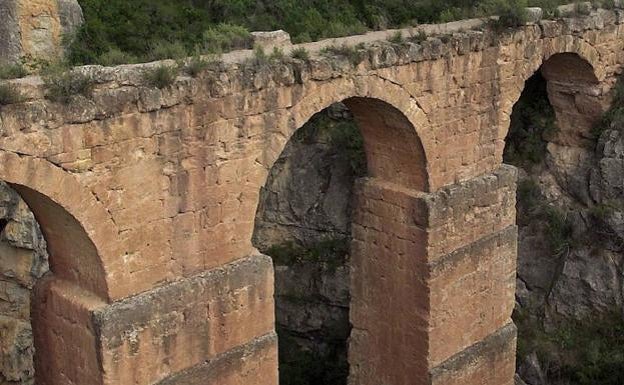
0;151;117;300
344;97;429;191
540;52;599;85
501;52;603;152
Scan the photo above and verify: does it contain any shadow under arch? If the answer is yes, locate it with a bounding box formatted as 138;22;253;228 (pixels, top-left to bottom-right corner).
9;184;107;297
502;51;604;153
2;176;108;385
342;97;429;192
253;94;430;385
0;151;115;300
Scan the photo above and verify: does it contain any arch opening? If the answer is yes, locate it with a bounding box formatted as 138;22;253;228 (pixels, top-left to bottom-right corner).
0;180;106;385
253;97;428;385
507;53;624;384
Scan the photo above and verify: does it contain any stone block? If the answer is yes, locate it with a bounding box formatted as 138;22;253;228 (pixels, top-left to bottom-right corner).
94;255;275;385
251;30;292;52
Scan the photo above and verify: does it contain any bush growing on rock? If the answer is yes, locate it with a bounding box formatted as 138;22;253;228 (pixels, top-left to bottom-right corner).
290;47;310;61
0;83;25;105
43;64;95;104
0;62;28;80
202;23;251;54
142;64;178;89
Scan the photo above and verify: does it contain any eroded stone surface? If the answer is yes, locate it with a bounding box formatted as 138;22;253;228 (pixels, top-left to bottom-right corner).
0;0;83;63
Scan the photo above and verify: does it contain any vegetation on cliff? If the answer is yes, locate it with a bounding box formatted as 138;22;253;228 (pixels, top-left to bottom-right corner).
69;0;575;65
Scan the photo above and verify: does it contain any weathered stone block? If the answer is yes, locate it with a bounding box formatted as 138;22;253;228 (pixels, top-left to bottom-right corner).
94;255;275;385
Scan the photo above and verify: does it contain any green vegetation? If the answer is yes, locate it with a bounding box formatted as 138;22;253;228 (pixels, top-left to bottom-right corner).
70;0;576;65
388;31;405;44
504;72;557;169
43;64;95;104
292;107;367;177
98;48;139;66
290;47;310;61
202;23;251;54
515;309;624;385
147;41;188;61
409;29;428;43
184;55;210;78
320;44;364;66
489;0;529;30
0;83;25;105
142;64;178;89
0;62;28;80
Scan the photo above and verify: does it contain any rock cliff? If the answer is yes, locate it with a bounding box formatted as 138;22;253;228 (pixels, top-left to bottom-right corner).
0;182;48;385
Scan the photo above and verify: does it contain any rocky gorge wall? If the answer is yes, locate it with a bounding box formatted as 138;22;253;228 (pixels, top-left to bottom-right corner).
511;72;624;384
253;104;362;384
0;182;48;385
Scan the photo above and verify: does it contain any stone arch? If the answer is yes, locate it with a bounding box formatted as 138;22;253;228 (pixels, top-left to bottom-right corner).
500;50;604;155
0;150;118;300
268;75;431;192
253;75;432;385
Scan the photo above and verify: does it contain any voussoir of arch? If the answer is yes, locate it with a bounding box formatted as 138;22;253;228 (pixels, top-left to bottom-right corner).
0;150;119;301
264;74;432;190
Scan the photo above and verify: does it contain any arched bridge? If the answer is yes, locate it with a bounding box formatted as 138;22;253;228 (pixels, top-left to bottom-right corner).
1;6;623;385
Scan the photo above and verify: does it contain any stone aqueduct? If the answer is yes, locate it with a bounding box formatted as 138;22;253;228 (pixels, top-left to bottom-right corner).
1;5;623;385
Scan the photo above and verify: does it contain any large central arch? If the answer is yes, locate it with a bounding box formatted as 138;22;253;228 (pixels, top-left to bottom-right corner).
254;80;432;383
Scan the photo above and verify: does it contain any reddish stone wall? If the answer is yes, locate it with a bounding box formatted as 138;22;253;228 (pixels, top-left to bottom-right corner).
0;7;623;385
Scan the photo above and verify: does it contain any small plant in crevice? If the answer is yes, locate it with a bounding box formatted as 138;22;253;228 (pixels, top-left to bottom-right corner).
142;64;179;89
270;47;285;61
320;44;364;66
290;47;310;61
387;31;404;44
0;62;28;80
0;83;25;105
542;206;575;258
184;54;210;78
409;30;428;43
43;64;95;104
98;48;139;66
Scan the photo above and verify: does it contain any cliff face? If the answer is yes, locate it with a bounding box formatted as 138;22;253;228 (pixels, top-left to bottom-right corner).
0;0;83;64
508;73;624;384
0;182;48;385
253;103;363;385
